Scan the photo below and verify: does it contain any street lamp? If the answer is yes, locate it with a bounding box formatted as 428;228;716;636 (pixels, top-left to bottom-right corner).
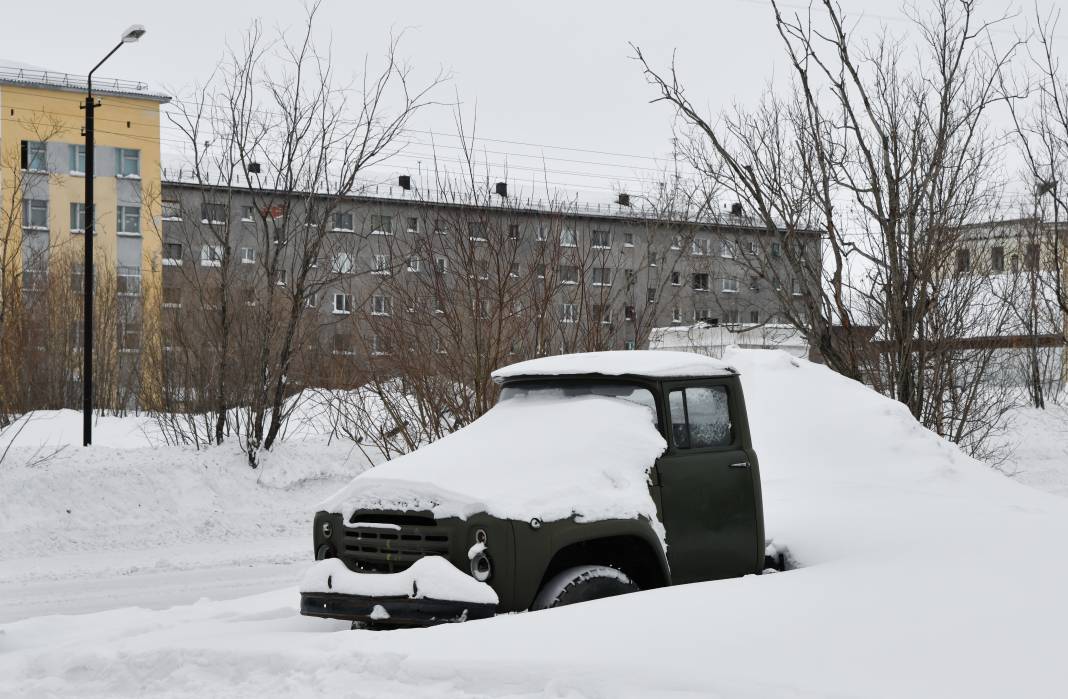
82;24;146;447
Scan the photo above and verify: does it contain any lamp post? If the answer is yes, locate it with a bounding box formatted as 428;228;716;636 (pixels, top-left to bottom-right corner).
82;24;146;447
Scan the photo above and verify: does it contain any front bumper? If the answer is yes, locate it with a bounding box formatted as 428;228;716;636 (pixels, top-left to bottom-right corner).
300;592;495;627
299;557;498;628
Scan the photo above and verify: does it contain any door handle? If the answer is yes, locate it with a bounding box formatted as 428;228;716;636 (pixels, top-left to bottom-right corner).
729;461;751;469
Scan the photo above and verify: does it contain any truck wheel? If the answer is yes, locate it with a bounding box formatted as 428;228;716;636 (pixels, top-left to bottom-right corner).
532;565;639;610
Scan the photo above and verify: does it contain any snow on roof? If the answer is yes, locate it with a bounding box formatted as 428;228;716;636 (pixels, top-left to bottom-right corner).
491;350;737;382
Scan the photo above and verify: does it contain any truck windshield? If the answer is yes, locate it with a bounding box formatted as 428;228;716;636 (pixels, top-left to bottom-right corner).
498;381;659;425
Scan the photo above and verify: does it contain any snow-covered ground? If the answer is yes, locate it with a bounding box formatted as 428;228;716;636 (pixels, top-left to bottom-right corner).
2;351;1068;697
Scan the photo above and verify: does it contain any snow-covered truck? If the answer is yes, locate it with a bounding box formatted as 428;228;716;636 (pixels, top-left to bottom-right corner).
300;350;766;627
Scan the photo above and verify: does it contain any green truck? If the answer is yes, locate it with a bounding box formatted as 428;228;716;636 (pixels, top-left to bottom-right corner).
300;350;766;628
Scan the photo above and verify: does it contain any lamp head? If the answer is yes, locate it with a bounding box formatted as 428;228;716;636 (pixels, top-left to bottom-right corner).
121;25;147;43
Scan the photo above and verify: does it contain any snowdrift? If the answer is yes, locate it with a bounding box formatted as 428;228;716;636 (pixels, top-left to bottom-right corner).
3;349;1068;698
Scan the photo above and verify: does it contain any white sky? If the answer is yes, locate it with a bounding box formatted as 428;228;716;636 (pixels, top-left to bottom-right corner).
3;0;1066;208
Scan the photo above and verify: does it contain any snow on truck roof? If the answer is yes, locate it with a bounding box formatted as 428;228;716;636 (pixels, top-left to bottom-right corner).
491;350;737;382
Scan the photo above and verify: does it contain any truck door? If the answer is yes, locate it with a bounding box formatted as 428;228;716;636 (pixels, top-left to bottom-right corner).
657;381;760;584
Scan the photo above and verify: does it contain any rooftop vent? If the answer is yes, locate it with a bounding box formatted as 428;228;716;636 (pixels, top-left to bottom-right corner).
398;175;411;191
617;193;631;207
730;202;744;216
494;181;508;198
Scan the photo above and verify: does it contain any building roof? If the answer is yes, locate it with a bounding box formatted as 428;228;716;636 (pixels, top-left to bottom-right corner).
0;63;170;103
491;350;737;382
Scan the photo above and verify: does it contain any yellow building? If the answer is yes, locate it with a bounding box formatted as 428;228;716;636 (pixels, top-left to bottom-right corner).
0;62;168;408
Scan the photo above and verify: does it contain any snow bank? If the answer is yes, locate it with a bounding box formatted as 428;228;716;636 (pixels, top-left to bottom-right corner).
301;557;498;605
990;402;1068;497
491;349;735;381
320;393;667;538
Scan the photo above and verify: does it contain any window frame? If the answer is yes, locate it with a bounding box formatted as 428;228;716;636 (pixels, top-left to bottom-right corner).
116;148;141;178
116;205;141;236
69;144;87;175
163;242;183;266
666;382;736;452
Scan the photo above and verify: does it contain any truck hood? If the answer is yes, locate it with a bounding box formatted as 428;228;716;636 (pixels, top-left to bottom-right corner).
320;393;668;532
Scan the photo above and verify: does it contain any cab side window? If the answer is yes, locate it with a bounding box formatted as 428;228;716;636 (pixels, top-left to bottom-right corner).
669;386;732;449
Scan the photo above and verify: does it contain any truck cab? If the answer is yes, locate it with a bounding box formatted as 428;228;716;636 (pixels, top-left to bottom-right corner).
300;350;765;627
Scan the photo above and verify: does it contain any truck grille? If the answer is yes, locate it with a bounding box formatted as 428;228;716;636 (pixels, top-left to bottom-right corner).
341;521;449;574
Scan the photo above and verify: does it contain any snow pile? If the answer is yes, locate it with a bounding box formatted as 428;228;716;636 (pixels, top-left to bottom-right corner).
4;350;1068;697
321;393;667;535
301;557;498;605
491;349;735;380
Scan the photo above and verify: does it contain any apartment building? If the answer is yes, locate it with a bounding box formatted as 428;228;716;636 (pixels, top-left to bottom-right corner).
0;63;169;407
157;179;821;393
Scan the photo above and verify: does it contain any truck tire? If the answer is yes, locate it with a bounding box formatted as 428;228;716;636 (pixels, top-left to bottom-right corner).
532;565;639;610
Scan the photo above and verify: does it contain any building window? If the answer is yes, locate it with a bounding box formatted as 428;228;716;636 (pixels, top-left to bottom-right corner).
624;340;636;350
332;333;353;356
724;309;740;324
770;241;781;258
671;235;682;250
468;221;488;241
535;264;546;279
624;305;636;321
201;202;227;224
693;273;710;291
70;203;86;233
720;241;734;258
560;302;577;323
435;256;449;274
21;199;49;230
276;269;288;286
371;294;392;316
695;308;712;322
672;307;682;324
332;252;354;274
407;257;421;272
333;293;352;314
162;284;182;308
623;232;634;247
955;248;970;274
670;271;681;286
591;230;611;248
991;246;1005;273
647;287;657;304
594;304;612;324
791;278;802;296
721;277;738;293
304;293;319;310
162;200;181;220
239;247;256;264
508;224;520;240
691;237;709;256
1025;243;1040;270
434;219;448;235
119;325;142;353
559;265;579;285
69;144;86;174
117;205;141;235
200;245;223;267
238;206;254;222
116;148;140;177
591;267;611;286
117;266;141;296
561;227;577;247
333;212;353;231
749;310;759;324
372;254;390;275
163;242;183;266
536;225;548;242
509;263;521;278
22;140;47;171
749;276;760;291
370;214;392;234
371;334;388;355
406;217;419;233
747;241;757;255
648;250;658;267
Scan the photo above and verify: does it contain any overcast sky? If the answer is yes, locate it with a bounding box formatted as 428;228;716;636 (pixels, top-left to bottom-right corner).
3;0;1065;207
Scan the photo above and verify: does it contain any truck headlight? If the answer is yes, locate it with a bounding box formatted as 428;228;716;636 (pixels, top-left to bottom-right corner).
470;551;492;582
